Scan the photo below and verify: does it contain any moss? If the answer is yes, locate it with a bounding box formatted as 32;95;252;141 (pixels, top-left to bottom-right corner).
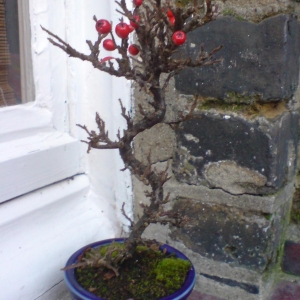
291;188;300;224
136;245;150;252
196;96;287;120
184;162;195;172
154;257;191;290
222;6;294;23
262;213;272;221
197;99;258;116
291;210;300;223
222;9;246;21
98;242;125;258
225;91;261;104
175;0;195;7
75;244;191;300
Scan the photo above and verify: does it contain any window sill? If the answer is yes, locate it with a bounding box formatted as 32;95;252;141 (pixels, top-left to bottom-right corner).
0;129;81;203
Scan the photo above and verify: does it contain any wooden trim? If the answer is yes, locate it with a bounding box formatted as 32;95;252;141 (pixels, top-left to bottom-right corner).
17;0;35;103
0;130;82;203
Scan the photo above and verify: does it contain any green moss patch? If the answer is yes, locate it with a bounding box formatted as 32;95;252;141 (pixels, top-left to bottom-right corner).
175;0;195;7
75;244;191;300
97;242;125;258
196;96;287;120
222;9;245;22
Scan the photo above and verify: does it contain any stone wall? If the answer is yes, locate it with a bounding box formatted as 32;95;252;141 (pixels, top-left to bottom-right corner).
133;1;300;299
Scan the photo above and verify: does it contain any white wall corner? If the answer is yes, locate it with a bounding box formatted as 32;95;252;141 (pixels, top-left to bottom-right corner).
0;174;120;300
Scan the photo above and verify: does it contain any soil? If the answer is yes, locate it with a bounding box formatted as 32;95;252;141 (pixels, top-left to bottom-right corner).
75;244;191;300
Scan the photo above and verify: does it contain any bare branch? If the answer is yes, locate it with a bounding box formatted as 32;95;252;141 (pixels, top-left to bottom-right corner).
121;202;134;228
45;0;223;265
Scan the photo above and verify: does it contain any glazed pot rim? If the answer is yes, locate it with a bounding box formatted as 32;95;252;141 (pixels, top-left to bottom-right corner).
64;238;196;300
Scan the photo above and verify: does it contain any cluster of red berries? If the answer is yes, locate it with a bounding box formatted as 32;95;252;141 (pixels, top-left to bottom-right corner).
96;18;140;56
96;0;187;62
165;9;187;46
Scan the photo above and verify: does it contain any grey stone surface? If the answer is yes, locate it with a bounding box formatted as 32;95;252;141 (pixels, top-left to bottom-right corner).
164;176;295;214
204;161;267;195
175;15;300;102
142;224;275;300
133;123;175;165
172;111;299;194
199;273;259;295
55;290;71;300
286;224;300;243
169;198;290;272
215;0;294;23
131;5;300;300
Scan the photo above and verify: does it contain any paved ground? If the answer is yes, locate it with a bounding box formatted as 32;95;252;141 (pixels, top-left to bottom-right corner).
188;281;300;300
55;289;221;300
187;290;223;300
53;283;300;300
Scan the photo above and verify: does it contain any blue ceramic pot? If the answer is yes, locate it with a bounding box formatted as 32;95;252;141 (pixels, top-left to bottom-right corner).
64;238;196;300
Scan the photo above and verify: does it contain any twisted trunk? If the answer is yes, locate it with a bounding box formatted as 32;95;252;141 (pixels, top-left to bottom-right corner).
119;76;167;240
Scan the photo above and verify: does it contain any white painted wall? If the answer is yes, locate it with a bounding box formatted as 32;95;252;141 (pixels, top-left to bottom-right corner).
0;1;132;299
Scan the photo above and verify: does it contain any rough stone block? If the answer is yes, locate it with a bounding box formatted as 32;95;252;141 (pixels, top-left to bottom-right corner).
282;241;300;276
170;198;290;272
175;15;300;102
172;111;298;195
142;224;275;300
215;0;293;23
133;123;175;165
269;281;300;300
164;177;294;214
286;224;300;243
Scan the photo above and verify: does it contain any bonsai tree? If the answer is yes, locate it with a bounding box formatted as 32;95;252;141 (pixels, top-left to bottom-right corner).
42;0;221;275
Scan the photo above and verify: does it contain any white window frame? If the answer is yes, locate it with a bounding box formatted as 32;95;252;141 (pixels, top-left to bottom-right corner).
0;0;82;203
0;0;132;218
0;1;132;299
18;0;35;104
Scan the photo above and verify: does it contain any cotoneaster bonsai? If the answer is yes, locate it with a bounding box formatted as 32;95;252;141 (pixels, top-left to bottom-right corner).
42;0;222;299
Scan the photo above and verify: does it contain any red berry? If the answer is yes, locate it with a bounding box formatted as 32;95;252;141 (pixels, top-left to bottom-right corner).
130;15;140;30
172;31;186;46
167;9;174;18
128;44;139;56
95;19;111;34
169;16;175;25
103;39;116;51
115;22;130;39
133;0;143;7
128;24;135;33
100;56;115;64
